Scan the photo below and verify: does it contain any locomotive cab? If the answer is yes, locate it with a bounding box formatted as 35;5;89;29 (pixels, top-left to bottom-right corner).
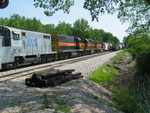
0;26;22;70
0;26;12;70
0;26;11;46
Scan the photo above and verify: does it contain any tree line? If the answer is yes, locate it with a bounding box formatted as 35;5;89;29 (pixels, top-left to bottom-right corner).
123;29;150;113
0;14;120;44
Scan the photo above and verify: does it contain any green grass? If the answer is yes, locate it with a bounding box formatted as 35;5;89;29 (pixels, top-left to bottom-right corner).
56;105;71;112
89;66;118;86
111;50;128;64
40;93;51;109
55;99;67;105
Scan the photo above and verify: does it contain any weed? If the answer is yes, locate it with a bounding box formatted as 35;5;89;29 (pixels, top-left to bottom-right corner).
92;95;99;100
11;105;17;109
56;105;71;112
55;99;67;105
75;80;81;83
40;93;51;109
26;103;33;111
19;102;34;113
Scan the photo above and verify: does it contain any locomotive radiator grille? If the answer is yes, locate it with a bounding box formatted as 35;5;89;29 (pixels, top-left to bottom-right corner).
52;34;59;52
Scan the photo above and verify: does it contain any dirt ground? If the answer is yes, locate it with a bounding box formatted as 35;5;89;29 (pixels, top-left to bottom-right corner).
0;51;135;113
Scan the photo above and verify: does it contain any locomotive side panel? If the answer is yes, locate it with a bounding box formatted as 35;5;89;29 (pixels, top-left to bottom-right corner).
21;31;52;56
82;39;96;54
59;35;77;52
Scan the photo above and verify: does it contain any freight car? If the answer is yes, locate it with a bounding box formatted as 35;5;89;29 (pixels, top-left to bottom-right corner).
111;44;123;51
0;26;119;70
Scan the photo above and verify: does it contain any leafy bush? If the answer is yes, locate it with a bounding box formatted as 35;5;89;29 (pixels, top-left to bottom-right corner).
136;42;150;74
126;34;150;74
125;34;150;112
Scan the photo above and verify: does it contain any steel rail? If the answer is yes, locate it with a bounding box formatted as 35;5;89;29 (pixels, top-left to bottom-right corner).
0;51;110;82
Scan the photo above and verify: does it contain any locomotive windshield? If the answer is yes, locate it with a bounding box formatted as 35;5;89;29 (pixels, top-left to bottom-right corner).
12;31;20;40
0;26;11;46
0;26;10;37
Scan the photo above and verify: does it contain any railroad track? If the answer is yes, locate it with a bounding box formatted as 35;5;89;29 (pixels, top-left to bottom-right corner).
0;51;110;82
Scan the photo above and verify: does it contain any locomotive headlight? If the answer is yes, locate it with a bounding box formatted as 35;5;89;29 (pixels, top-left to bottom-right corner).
0;0;9;9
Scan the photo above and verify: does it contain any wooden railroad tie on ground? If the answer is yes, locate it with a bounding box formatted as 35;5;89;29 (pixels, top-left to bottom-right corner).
25;69;83;87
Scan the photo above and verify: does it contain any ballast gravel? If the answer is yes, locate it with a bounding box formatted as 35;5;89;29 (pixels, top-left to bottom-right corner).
0;51;123;113
57;51;120;78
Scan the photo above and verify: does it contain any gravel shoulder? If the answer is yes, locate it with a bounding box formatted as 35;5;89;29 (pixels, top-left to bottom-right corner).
0;51;123;113
57;51;120;78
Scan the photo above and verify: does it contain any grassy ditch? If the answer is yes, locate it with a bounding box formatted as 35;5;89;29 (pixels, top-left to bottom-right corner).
89;50;143;113
89;66;118;88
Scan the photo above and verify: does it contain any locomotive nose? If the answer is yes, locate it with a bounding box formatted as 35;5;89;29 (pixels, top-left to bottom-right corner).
0;0;9;9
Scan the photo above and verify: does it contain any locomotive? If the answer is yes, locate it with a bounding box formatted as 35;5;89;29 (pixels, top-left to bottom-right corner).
0;26;121;70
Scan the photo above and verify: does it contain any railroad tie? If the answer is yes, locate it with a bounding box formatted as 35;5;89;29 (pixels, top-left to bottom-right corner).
25;69;83;87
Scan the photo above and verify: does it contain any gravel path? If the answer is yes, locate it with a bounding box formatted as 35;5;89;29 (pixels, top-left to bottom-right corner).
57;51;119;78
0;51;123;113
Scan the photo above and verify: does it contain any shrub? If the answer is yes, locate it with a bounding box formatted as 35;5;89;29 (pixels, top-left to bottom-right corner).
136;43;150;74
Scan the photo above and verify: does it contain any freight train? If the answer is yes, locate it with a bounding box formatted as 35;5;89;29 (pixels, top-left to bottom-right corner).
0;26;122;70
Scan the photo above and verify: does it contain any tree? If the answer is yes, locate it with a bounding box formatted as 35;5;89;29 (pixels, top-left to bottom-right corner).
0;14;120;44
31;17;43;32
34;0;74;16
55;21;73;35
73;18;91;39
88;29;103;41
102;32;119;44
0;17;9;25
7;14;22;28
33;0;150;33
42;24;55;34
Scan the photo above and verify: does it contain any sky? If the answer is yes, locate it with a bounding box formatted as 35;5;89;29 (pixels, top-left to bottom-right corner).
0;0;130;42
